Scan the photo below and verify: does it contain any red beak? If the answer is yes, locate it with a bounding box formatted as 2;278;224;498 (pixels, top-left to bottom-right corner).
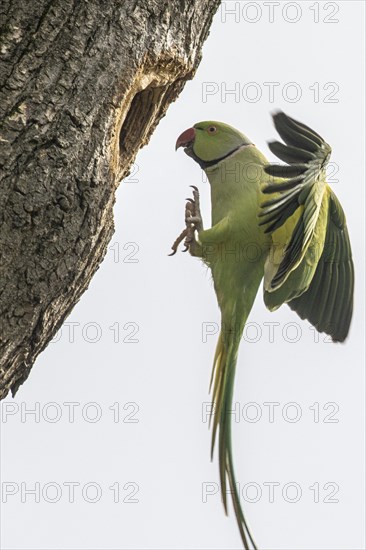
175;127;196;150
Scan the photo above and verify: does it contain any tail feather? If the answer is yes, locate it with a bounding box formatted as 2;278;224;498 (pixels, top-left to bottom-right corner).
210;329;258;550
209;335;227;457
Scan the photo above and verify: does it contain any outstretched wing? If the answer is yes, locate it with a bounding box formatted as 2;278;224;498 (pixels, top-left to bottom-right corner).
288;191;354;342
260;111;354;342
259;111;331;290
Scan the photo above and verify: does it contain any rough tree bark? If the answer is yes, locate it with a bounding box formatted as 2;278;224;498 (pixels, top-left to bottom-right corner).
0;0;221;399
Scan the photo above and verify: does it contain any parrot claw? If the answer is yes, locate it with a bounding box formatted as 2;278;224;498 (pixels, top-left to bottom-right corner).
169;186;203;256
168;228;189;256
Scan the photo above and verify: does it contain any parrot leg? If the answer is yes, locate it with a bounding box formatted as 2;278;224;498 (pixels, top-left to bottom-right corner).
184;188;204;257
188;185;203;232
169;186;203;257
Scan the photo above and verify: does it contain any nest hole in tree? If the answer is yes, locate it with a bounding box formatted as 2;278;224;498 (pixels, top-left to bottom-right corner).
119;83;167;160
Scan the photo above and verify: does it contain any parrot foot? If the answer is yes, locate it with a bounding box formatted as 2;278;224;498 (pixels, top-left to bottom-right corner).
168;186;203;256
168;227;189;256
188;185;203;232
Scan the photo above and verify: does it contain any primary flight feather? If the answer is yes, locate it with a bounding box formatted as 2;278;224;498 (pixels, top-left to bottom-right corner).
171;111;354;549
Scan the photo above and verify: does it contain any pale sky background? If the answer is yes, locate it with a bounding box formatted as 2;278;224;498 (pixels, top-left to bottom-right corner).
1;2;365;549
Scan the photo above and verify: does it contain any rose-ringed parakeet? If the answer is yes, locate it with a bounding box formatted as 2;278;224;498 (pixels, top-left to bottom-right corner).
170;112;354;549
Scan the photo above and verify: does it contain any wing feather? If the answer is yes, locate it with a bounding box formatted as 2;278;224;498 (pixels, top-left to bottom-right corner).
288;192;354;342
260;111;331;289
261;112;354;341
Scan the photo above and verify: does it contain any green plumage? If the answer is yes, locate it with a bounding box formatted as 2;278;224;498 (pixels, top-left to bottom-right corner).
174;113;354;548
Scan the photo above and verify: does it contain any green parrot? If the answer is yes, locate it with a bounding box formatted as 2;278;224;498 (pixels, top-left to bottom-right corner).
170;111;354;549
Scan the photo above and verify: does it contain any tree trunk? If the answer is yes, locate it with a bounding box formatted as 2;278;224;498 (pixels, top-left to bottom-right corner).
0;0;220;399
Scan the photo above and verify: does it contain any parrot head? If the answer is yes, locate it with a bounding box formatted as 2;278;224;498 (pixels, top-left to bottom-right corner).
175;121;252;168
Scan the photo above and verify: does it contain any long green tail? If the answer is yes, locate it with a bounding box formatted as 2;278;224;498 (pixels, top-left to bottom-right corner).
210;326;258;550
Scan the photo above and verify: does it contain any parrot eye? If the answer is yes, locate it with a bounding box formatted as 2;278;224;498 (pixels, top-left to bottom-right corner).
207;126;217;134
